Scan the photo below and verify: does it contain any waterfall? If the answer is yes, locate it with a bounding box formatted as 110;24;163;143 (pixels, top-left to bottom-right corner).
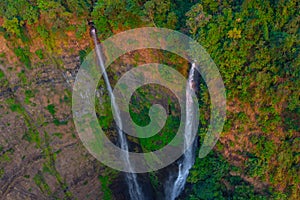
90;27;144;200
166;63;198;200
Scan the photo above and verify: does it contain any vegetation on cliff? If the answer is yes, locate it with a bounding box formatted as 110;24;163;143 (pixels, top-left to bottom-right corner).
0;0;299;199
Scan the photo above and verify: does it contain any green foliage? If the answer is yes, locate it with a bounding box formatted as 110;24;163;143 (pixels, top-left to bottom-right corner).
95;88;113;130
0;168;4;178
187;152;228;199
128;85;180;152
24;90;35;104
22;6;39;25
64;0;90;16
3;17;24;37
185;4;211;36
6;98;23;113
61;89;72;105
149;172;160;191
17;70;27;85
187;152;272;200
232;184;267;200
42;132;73;198
33;172;52;195
53;132;63;139
247;135;299;196
35;49;44;59
0;0;86;40
99;176;113;200
188;152;229;184
1;0;39;38
144;0;178;28
14;102;42;147
46;104;56;116
76;20;87;39
79;49;89;63
97;167;118;200
0;151;12;163
38;0;71;31
0;71;4;80
184;2;299;197
37;25;49;39
0;69;8;88
53;118;68;126
91;0;143;38
13;47;31;69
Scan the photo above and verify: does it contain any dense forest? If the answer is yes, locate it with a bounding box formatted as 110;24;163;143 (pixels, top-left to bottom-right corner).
0;0;299;200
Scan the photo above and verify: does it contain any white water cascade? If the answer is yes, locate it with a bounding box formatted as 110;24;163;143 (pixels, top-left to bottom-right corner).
90;27;144;200
166;63;198;200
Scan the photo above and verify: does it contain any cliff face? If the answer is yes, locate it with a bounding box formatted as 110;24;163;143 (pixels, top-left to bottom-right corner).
0;26;107;199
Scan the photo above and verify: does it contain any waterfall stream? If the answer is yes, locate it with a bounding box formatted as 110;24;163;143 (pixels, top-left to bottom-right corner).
90;27;144;200
166;63;198;200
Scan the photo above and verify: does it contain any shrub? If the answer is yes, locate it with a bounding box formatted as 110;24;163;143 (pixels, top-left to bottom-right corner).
13;47;31;69
46;104;56;115
35;49;44;59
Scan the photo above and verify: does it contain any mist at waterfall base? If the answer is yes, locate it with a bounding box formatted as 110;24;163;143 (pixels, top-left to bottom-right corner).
91;27;199;200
